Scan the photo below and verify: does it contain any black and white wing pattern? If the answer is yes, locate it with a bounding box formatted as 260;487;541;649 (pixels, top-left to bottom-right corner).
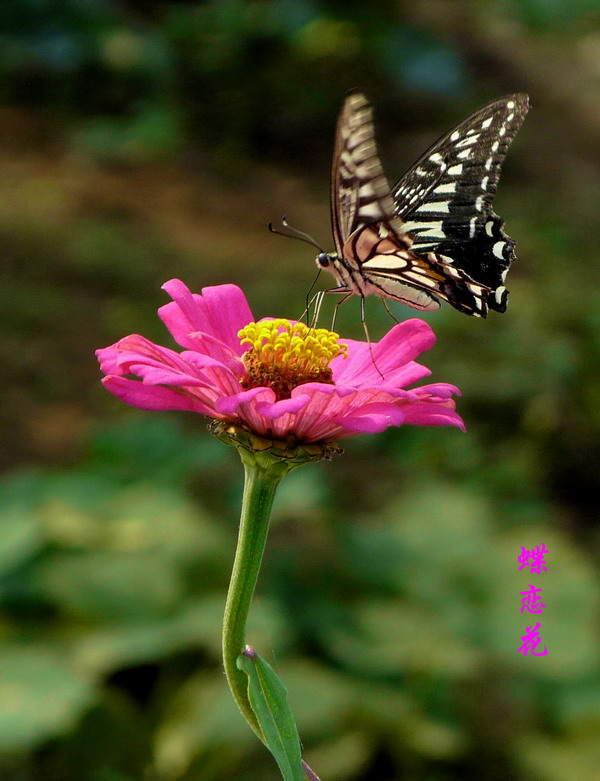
327;92;479;313
320;91;528;316
392;94;529;313
330;91;399;257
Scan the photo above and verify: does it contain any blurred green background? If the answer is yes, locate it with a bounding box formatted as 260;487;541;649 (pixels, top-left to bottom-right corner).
2;1;600;779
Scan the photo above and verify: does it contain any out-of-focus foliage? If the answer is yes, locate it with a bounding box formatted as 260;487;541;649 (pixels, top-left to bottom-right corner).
1;0;470;167
2;0;600;779
1;421;599;780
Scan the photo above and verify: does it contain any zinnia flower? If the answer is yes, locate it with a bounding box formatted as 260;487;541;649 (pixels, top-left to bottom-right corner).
96;278;465;778
96;279;464;443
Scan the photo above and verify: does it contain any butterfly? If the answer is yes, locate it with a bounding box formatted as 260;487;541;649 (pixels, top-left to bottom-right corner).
315;90;529;318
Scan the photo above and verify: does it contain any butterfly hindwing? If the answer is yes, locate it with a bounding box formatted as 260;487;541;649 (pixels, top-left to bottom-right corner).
348;222;488;315
392;94;529;312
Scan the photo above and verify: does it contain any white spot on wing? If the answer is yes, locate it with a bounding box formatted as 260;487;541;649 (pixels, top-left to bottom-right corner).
358;182;376;199
429;152;444;163
469;217;477;238
493;241;505;258
402;221;445;240
402;271;437;288
358;202;384;219
417;225;446;240
481;117;493;129
433;182;457;194
448;164;463;176
416;201;450;214
362;255;409;271
485;220;495;236
364;277;440;310
456;134;480;148
495;285;507;304
475;196;484;212
468;283;486;295
354;165;371;179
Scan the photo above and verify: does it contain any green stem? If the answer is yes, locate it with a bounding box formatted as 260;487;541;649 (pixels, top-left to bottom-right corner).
222;451;284;741
214;424;334;779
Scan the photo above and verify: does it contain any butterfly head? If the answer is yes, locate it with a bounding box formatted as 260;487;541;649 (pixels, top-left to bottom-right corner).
316;251;337;269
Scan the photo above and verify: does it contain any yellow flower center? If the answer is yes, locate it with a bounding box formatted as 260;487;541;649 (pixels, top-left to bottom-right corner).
238;319;347;399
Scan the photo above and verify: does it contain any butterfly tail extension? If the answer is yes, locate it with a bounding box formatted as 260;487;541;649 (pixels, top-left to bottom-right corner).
477;210;514;313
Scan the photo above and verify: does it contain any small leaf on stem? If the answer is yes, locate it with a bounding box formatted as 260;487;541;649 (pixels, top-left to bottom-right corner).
237;646;307;781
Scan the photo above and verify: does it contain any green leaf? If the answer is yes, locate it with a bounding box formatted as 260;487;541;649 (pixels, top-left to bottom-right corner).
0;645;94;752
237;648;305;781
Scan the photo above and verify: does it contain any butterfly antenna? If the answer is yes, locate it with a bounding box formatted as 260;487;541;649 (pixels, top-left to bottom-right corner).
268;216;325;252
281;217;325;252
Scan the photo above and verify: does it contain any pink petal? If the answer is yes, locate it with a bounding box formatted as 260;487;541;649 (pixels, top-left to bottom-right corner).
380;361;432;388
97;336;194;377
401;402;466;431
333;402;407;434
129;364;209;387
102;376;215;415
255;394;312;419
333;319;436;386
215;387;276;416
159;280;252;353
179;351;244;395
97;337;241;400
97;280;464;442
416;382;462;399
186;330;246;372
258;384;400;442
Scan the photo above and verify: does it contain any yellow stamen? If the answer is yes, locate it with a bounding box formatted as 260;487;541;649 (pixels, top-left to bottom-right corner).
238;319;347;399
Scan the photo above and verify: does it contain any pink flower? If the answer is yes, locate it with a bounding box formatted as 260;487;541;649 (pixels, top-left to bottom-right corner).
96;279;464;443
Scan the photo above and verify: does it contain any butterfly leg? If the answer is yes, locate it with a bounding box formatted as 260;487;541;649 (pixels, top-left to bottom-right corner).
382;299;400;324
360;296;385;380
302;268;326;325
311;290;327;328
330;290;353;332
307;287;351;329
300;289;324;326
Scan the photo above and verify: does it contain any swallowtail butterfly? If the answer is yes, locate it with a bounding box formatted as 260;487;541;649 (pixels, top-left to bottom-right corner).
316;91;529;317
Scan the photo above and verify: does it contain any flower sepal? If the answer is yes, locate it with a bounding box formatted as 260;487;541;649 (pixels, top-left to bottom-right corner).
210;421;342;475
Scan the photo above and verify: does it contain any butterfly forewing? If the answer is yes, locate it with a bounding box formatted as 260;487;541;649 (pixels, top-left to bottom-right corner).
331;91;399;257
330;93;449;312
